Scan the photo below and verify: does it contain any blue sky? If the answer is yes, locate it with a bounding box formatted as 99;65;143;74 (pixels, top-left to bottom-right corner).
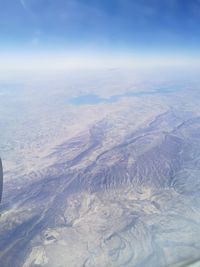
0;0;200;67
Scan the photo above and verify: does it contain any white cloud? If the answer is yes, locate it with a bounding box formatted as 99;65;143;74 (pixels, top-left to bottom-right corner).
20;0;29;11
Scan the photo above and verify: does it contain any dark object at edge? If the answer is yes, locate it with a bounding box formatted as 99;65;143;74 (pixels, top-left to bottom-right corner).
0;158;3;203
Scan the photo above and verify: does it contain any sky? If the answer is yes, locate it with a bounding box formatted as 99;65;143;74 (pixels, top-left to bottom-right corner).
0;0;200;69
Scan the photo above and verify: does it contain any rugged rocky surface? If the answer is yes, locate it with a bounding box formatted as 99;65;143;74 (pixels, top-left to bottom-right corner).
1;70;200;267
1;109;200;267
